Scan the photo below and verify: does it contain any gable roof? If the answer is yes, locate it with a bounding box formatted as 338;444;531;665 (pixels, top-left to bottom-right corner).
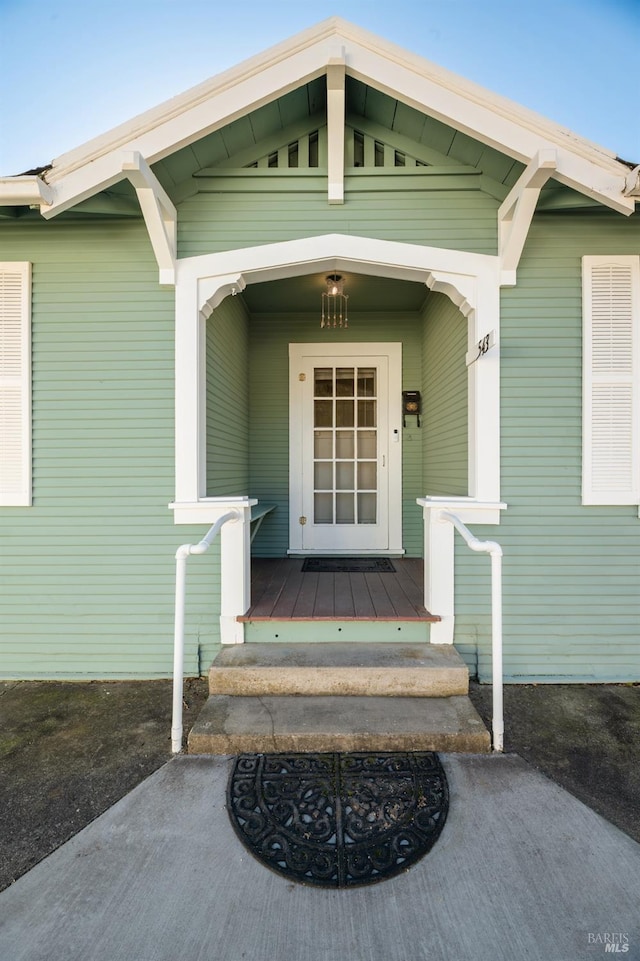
1;17;637;216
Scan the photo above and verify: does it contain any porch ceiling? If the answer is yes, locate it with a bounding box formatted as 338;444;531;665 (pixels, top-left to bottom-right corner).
241;271;428;313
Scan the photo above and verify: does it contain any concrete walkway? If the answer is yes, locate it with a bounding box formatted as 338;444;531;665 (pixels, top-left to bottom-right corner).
1;754;638;961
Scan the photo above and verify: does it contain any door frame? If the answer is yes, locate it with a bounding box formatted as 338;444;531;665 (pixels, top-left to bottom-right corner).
288;342;403;554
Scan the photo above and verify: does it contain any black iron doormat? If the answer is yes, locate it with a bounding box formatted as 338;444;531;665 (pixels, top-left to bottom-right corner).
301;557;396;573
227;752;449;888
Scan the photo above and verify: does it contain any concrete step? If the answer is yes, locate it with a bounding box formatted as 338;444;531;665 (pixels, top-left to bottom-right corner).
208;642;469;698
187;694;490;755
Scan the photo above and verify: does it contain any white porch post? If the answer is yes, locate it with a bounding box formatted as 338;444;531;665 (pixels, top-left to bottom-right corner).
423;505;455;644
174;274;205;503
467;274;501;502
219;500;253;644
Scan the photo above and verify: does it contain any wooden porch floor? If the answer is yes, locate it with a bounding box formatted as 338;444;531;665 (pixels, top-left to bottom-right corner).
240;557;439;622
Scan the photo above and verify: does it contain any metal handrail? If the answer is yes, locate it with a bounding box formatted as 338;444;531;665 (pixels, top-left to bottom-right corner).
439;510;504;752
171;510;239;753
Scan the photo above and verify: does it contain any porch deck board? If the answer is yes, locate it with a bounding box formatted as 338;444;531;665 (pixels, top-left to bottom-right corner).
349;572;377;618
241;558;437;621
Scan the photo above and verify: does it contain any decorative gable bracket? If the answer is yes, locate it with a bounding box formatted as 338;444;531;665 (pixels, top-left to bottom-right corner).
498;149;557;283
624;165;640;198
122;152;177;286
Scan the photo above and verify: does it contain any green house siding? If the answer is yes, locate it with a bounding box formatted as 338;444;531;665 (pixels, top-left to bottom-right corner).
0;219;221;679
421;292;468;496
1;152;639;685
247;312;425;557
455;211;640;683
177;174;499;258
206;296;250;496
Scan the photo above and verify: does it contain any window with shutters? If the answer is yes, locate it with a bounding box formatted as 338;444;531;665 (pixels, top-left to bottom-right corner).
0;262;31;506
582;256;640;506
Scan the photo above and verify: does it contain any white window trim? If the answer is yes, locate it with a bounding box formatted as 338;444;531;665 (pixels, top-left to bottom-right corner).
582;255;640;508
0;261;32;507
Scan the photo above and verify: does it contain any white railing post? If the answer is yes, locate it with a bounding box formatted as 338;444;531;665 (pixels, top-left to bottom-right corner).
171;510;238;753
490;549;504;752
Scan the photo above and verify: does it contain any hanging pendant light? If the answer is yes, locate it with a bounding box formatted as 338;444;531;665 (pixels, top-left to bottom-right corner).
321;274;349;328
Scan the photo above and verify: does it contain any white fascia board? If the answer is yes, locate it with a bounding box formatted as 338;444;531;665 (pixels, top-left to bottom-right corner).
0;176;53;207
342;42;633;215
36;17;634;217
41;38;338;218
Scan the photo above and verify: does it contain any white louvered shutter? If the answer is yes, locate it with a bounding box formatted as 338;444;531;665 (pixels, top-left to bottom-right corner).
0;263;31;506
582;256;640;505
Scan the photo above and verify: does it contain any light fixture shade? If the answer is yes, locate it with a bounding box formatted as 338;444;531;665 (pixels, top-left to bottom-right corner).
321;274;349;328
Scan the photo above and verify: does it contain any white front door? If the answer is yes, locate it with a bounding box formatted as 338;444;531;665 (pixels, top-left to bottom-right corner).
289;343;403;554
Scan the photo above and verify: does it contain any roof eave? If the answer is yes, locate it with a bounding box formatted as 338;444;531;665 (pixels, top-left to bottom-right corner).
2;17;636;218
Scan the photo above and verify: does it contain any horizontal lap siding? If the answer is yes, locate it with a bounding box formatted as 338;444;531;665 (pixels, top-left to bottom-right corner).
178;185;498;257
459;212;640;682
247;313;424;557
0;220;220;679
206;296;250;495
421;292;468;495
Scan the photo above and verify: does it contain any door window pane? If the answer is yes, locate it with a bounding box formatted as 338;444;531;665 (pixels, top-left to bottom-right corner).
336;368;355;397
357;431;376;459
336;462;354;490
336;493;355;524
357;461;376;490
314;368;333;397
336;400;354;427
314;430;333;459
314;493;333;524
357;400;376;427
336;431;354;459
357;492;377;524
314;400;333;428
314;462;333;490
357;368;376;397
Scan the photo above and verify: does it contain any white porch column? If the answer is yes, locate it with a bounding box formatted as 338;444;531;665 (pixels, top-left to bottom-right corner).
219;499;253;645
174;274;205;503
467;274;501;502
170;497;257;644
423;506;455;644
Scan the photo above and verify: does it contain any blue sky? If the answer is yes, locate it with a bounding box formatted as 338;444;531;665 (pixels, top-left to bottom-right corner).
0;0;638;176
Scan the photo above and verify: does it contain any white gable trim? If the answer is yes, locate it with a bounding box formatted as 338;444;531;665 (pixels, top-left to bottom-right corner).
4;19;631;219
172;234;502;518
